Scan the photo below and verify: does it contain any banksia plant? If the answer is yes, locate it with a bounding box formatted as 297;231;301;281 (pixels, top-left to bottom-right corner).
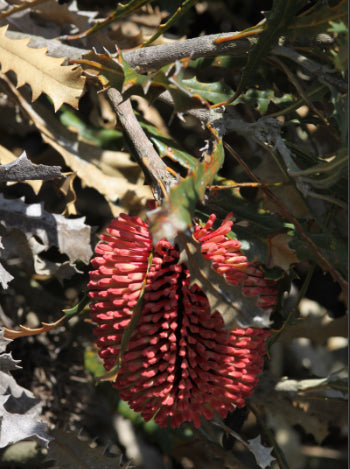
88;213;278;428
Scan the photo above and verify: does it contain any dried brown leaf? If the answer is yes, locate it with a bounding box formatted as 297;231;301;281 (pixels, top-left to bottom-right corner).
58;172;78;216
32;0;97;31
3;76;151;216
0;25;85;111
267;232;299;271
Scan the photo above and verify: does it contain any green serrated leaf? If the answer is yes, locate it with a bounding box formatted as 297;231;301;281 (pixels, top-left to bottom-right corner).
235;88;294;114
176;231;271;329
148;137;224;243
140;119;197;170
120;54;208;113
81;48;124;88
165;62;209;113
59;106;123;148
81;48;208;114
180;76;234;104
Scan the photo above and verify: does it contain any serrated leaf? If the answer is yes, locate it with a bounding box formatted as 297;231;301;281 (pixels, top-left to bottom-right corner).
80;48;124;88
3;76;151;216
235;88;294;114
0;395;51;448
80;48;207;114
0;195;93;264
140;119;197;170
0;329;12;353
0;25;85;111
267;233;299;271
3;316;66;340
176;231;271;329
180;76;235;104
80;47;157;97
0;336;21;373
148;137;224;243
247;435;275;469
212;418;275;469
0;330;51;449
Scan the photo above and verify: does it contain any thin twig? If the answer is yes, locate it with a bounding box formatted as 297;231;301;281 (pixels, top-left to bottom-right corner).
0;0;47;20
272;45;347;93
106;88;175;200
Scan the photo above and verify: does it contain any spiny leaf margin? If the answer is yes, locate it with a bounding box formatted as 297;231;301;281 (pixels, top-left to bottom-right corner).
0;25;85;111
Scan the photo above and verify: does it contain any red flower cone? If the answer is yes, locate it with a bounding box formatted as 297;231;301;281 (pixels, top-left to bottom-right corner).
88;213;278;428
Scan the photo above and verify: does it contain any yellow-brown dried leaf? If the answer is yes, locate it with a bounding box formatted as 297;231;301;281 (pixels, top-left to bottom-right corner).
0;25;85;111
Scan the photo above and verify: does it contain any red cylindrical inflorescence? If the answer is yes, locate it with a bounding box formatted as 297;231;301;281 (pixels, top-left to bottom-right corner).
88;213;278;428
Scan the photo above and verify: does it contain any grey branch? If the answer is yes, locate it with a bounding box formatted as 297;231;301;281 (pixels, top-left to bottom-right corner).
123;32;257;73
5;30;257;72
0;152;64;182
4;29;345;113
272;45;347;93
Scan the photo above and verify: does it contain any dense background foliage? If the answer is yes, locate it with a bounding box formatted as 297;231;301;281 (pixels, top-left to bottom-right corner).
0;1;347;468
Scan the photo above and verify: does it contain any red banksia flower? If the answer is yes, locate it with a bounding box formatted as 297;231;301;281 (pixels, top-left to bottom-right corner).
88;213;278;428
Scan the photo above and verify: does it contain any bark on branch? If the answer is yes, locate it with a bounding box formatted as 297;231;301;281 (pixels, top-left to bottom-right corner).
5;30;257;73
106;88;176;200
